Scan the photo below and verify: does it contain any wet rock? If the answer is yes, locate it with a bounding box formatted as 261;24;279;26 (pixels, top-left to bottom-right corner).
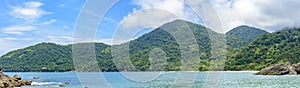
63;82;70;85
59;84;65;87
33;76;40;79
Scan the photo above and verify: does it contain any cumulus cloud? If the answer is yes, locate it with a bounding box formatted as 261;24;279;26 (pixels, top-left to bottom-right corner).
120;0;201;30
1;25;36;35
112;0;201;44
121;0;300;33
209;0;300;32
10;1;52;23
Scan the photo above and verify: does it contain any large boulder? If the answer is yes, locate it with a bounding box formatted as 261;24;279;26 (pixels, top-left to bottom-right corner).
293;63;300;73
256;62;300;75
0;69;32;88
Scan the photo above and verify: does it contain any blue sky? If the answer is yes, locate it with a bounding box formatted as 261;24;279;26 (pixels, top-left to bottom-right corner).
0;0;202;55
0;0;85;55
1;0;300;55
0;0;141;55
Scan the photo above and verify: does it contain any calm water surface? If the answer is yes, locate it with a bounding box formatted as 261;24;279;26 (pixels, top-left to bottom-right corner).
5;71;300;88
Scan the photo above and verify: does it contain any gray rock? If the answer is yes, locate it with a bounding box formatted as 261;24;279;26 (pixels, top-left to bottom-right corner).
256;62;300;75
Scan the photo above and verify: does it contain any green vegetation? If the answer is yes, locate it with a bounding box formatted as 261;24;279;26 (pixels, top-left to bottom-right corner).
0;43;115;72
0;19;298;72
225;28;300;70
226;25;269;48
0;43;73;72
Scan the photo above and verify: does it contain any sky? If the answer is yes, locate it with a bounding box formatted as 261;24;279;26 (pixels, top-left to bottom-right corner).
0;0;300;55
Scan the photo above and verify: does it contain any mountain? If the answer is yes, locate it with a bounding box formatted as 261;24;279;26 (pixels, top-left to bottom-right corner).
0;43;73;72
0;19;222;72
226;25;269;48
0;43;115;72
0;19;279;72
225;28;300;70
126;19;222;71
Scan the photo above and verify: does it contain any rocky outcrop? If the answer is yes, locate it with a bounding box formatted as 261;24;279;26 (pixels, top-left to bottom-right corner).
256;62;300;75
0;69;32;88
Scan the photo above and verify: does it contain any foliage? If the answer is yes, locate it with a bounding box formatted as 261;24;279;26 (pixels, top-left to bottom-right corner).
225;28;300;70
2;19;296;72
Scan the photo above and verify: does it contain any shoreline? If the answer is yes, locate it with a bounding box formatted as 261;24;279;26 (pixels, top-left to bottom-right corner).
3;71;260;73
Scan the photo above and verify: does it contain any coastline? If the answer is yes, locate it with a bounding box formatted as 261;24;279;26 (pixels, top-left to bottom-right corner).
3;71;260;73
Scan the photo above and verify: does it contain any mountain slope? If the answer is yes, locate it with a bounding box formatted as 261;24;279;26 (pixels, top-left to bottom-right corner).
0;43;73;71
0;19;279;72
226;28;300;70
127;19;221;71
226;25;269;48
0;19;222;72
0;43;114;72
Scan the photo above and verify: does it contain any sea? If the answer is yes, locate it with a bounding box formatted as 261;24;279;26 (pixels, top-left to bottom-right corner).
5;71;300;88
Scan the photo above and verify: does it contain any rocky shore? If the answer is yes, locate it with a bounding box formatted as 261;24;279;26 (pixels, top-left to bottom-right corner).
256;62;300;75
0;69;32;88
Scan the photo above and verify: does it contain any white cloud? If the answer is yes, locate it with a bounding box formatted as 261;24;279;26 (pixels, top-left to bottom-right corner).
62;25;70;29
95;38;130;45
46;36;73;44
124;0;300;32
10;1;52;23
42;19;57;25
133;0;186;18
1;25;36;35
121;0;201;29
208;0;300;32
0;37;36;55
103;17;117;24
113;0;200;44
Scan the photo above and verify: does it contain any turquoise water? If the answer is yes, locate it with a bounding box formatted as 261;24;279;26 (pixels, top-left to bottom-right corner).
5;71;300;88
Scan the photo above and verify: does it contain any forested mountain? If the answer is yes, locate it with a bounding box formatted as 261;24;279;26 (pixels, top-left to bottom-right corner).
0;43;73;72
127;19;219;71
0;43;114;72
1;19;295;72
226;25;269;48
225;28;300;70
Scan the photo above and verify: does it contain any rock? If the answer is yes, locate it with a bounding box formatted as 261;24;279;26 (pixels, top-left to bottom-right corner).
59;84;65;87
18;80;32;85
33;76;40;79
13;75;21;80
0;69;32;88
63;82;70;85
293;63;300;73
256;62;300;75
287;65;297;75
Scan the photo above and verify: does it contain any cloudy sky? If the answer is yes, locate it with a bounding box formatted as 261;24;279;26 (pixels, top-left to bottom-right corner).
0;0;300;55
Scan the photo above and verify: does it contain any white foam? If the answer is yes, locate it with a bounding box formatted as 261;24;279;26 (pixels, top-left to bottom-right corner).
31;82;58;86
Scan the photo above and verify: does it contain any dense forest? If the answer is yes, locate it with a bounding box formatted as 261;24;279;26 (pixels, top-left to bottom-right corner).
0;19;298;72
225;28;300;70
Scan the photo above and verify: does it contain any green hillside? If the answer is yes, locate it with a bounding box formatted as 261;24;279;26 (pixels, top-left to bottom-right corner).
226;25;269;48
226;28;300;70
0;43;115;72
0;19;284;72
127;19;219;71
0;43;73;72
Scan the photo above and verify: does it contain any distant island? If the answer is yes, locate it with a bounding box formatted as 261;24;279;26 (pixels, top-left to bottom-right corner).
0;20;299;72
